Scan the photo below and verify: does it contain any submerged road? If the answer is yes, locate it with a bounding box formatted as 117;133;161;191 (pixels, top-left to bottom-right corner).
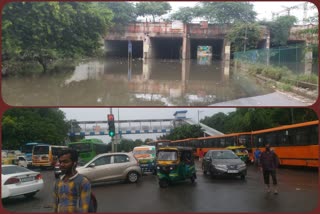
2;162;318;212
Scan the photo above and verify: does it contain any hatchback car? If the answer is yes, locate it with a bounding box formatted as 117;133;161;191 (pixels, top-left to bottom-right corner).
202;150;247;179
77;152;142;184
2;165;44;199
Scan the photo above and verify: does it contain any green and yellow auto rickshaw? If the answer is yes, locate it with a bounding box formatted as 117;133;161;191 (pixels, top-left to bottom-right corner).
156;147;197;188
225;145;249;163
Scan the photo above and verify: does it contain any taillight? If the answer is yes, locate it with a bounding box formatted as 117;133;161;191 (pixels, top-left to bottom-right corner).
4;177;20;185
35;174;42;180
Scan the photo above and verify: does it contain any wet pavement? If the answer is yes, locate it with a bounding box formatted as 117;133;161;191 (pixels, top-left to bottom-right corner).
2;162;318;212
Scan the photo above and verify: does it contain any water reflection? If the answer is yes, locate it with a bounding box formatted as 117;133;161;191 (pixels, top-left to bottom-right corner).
2;58;274;106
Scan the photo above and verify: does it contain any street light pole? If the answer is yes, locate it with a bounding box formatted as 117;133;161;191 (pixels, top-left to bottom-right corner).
198;110;203;124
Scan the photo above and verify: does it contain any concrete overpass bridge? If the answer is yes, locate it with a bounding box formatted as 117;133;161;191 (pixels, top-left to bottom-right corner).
68;110;223;137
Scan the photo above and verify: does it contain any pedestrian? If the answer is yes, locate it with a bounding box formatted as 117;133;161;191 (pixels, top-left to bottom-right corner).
199;149;204;162
53;149;92;212
254;147;261;167
259;143;279;194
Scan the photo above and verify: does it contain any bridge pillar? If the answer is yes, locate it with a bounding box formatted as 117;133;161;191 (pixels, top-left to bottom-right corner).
223;40;231;75
182;24;190;59
143;34;151;59
265;31;271;65
304;41;313;74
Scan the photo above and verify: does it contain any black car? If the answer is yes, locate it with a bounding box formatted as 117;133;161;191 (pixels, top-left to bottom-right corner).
202;150;247;180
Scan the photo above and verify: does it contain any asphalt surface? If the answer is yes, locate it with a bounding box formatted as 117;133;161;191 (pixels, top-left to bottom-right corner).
2;162;318;212
211;91;315;106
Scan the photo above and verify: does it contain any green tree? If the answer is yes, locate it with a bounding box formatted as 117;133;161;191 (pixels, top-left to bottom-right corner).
170;7;196;23
227;22;261;52
104;2;137;25
198;2;257;24
136;2;171;22
2;2;114;73
2;108;70;149
162;124;203;141
201;108;317;133
260;16;297;47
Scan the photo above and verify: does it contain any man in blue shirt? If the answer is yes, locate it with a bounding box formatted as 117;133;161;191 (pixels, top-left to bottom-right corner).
254;148;261;167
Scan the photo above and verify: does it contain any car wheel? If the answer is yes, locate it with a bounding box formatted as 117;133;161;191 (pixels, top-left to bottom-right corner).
159;179;169;188
240;174;246;180
190;174;196;183
202;165;207;175
127;171;139;183
24;192;36;198
152;169;157;175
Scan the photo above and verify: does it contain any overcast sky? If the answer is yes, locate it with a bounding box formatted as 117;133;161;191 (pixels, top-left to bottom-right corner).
164;1;317;23
60;108;235;142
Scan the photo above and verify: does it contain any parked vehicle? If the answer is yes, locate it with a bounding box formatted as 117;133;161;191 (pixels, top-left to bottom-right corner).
202;150;247;180
77;152;142;184
225;145;250;163
16;156;29;168
133;145;156;174
156;147;197;188
1;165;44;199
32;144;67;168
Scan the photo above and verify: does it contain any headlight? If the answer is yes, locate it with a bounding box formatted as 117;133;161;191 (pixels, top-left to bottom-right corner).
157;166;160;170
238;164;246;168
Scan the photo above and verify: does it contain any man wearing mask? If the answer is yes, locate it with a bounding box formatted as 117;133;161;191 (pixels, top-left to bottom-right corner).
259;143;279;194
53;149;92;212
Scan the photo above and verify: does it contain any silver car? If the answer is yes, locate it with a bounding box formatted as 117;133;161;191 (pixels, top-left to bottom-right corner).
77;152;142;184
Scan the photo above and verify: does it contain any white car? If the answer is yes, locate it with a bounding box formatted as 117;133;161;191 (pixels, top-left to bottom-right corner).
1;165;44;199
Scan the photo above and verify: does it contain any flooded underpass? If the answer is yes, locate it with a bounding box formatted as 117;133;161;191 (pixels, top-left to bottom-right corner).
2;58;275;106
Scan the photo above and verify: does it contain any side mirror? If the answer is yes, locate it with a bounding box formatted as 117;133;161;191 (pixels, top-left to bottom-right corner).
204;157;211;161
89;163;95;168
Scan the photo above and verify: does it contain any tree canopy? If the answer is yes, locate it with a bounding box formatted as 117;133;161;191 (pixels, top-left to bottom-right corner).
201;108;317;133
260;15;297;47
160;124;203;141
198;2;257;24
2;108;71;149
136;2;171;22
2;2;114;72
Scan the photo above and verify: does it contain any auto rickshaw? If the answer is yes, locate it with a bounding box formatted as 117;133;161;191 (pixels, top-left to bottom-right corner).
225;145;249;163
156;146;197;188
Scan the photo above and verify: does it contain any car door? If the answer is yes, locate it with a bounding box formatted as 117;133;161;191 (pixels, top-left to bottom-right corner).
82;155;112;182
203;151;211;171
110;155;131;180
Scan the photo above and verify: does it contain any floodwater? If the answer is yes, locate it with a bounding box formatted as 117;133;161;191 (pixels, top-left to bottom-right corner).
2;58;274;106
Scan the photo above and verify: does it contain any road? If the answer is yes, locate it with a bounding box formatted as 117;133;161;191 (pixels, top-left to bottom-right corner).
211;91;315;106
2;162;318;212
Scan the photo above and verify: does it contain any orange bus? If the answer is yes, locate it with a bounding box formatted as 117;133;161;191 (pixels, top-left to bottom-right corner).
32;144;68;168
171;133;252;159
251;120;318;167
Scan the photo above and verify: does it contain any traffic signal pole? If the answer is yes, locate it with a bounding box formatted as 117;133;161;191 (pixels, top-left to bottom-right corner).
109;108;114;152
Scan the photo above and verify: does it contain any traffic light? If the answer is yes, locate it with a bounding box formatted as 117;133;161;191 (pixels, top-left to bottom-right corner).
108;114;115;137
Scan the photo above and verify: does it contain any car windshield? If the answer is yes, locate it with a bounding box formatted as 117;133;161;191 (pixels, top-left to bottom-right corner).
212;151;239;159
157;150;177;161
133;150;155;155
2;165;31;175
69;143;91;153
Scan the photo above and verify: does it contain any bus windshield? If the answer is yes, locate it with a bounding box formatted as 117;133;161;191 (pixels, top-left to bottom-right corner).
157;150;177;161
33;146;49;155
69;143;92;153
133;150;155;155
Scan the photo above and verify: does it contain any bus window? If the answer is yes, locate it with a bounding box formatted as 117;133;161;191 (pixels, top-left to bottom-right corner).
33;146;49;155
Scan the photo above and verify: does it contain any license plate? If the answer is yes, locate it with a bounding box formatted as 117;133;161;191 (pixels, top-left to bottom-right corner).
20;177;34;182
227;170;238;173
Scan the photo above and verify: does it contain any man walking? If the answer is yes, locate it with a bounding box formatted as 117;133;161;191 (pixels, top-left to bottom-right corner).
53;149;92;212
259;143;279;194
